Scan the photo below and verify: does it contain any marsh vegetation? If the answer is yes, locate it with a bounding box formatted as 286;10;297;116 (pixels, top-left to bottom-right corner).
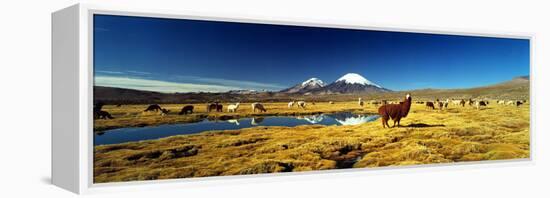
94;101;530;183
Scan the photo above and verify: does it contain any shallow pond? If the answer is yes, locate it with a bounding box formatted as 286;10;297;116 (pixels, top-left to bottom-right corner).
94;112;379;145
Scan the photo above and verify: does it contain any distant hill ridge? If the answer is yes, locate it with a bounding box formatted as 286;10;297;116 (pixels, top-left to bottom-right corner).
94;76;529;104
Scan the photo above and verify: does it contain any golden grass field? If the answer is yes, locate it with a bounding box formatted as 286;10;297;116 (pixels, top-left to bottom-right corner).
94;101;530;183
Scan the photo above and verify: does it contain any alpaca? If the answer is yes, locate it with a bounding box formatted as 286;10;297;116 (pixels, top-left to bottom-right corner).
288;101;295;108
227;103;240;112
440;99;449;109
144;104;162;112
329;101;334;104
297;101;306;109
435;99;444;110
206;102;223;112
452;99;462;106
468;99;474;106
216;103;223;112
358;98;364;107
178;105;194;115
252;102;267;112
378;94;412;128
475;101;487;110
425;101;435;109
497;100;505;105
207;103;217;112
515;101;524;107
460;99;466;107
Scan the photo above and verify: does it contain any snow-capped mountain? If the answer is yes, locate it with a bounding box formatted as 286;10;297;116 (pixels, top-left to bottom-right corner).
279;77;326;94
335;73;382;88
279;73;390;95
318;73;390;94
301;78;326;87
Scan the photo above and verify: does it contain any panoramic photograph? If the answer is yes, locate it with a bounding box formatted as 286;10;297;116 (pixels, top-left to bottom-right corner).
92;14;530;183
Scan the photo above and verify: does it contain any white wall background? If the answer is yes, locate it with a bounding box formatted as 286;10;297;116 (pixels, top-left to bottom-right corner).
0;0;548;197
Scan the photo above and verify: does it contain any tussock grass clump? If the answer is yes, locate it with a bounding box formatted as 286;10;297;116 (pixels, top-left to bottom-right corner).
238;160;294;175
94;101;530;183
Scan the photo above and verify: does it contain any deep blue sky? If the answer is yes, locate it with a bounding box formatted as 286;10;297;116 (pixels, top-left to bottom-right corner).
93;14;529;93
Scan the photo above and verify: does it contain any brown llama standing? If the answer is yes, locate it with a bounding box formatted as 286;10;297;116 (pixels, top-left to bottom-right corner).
378;94;412;128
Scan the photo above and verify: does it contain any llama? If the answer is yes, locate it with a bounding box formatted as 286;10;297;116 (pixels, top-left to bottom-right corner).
378;94;412;128
252;102;267;112
475;101;487;110
329;101;334;104
497;100;505;105
144;104;162;112
206;102;223;112
506;101;515;106
460;99;466;107
207;103;217;112
178;105;194;115
288;101;295;108
468;99;474;106
358;98;364;107
227;102;240;112
515;101;524;107
452;99;462;106
425;101;435;109
435;99;444;110
297;101;306;109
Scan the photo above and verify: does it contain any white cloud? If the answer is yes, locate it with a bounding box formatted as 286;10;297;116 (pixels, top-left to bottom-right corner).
96;70;125;75
94;76;242;93
127;70;152;75
174;75;286;91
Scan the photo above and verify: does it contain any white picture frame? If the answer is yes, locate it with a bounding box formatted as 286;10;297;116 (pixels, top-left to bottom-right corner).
52;3;534;194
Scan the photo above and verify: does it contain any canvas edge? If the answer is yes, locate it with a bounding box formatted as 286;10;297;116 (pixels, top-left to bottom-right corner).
51;3;81;194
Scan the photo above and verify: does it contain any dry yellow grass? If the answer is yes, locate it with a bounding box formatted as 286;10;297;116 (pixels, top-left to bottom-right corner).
94;101;530;183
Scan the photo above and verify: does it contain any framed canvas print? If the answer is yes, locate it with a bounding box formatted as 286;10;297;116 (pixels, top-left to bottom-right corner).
52;4;533;194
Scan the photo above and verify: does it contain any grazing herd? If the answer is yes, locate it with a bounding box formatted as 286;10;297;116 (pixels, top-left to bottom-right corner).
416;98;524;110
94;96;528;131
